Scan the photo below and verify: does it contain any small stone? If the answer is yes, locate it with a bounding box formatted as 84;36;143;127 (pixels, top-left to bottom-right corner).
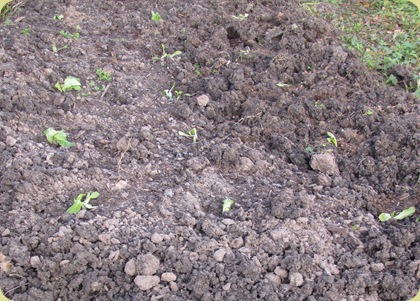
98;233;111;245
5;136;17;146
134;275;160;291
170;281;178;292
222;283;231;291
213;249;226;262
370;262;385;272
1;229;10;237
238;157;254;171
289;272;304;287
137;253;160;275
151;233;164;244
112;180;128;191
197;94;210;107
265;273;281;286
124;258;136;276
30;256;41;267
230;237;244;249
161;272;177;282
274;267;288;279
310;153;340;176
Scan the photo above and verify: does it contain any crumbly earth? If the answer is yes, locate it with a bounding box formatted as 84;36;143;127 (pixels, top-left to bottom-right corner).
0;0;419;300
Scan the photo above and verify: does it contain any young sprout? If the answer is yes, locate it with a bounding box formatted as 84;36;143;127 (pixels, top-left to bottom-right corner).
364;109;373;116
231;13;249;21
55;76;81;92
222;198;234;213
67;192;100;214
276;82;291;87
44;128;75;148
379;206;416;222
152;44;182;63
54;14;64;20
96;68;112;81
179;128;198;143
163;82;176;100
151;11;161;21
327;132;337;147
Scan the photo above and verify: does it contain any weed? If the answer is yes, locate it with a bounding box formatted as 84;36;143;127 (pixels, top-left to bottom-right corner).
364;109;374;116
315;101;326;109
305;146;315;155
194;63;201;76
21;27;30;35
276;82;291;87
231;13;248;20
60;29;80;40
44;128;75;148
0;289;12;301
55;76;81;92
222;198;234;213
67;192;100;214
52;44;68;53
151;10;161;21
386;74;398;85
379;206;416;222
326;132;337;147
0;0;12;17
96;67;112;81
179;128;198;143
152;43;182;63
351;224;360;231
162;82;191;100
54;14;64;20
3;18;11;25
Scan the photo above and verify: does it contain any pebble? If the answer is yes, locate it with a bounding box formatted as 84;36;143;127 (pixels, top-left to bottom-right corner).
151;233;164;244
213;248;226;262
310;153;340;176
137;253;160;275
196;94;210;107
274;267;288;279
230;237;244;249
370;262;385;272
161;272;177;282
289;272;304;287
134;275;160;291
5;136;17;146
124;258;136;276
30;256;41;268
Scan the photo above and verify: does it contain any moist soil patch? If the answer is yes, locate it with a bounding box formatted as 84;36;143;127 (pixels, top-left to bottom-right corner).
0;0;419;300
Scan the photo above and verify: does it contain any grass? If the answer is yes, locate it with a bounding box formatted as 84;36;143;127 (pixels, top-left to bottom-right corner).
300;0;420;92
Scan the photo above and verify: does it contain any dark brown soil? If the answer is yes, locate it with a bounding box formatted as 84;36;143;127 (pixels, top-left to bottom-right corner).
0;0;419;300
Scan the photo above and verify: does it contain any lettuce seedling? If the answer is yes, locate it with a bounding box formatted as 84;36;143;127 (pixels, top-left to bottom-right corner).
152;44;182;63
222;198;234;213
379;206;416;222
151;11;161;21
55;76;81;92
44;128;75;148
327;132;337;147
179;128;198;143
67;192;100;214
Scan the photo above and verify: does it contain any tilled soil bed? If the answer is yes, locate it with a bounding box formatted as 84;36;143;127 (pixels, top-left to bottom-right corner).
0;0;419;300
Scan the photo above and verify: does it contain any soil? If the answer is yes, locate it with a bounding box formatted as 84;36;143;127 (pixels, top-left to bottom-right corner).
0;0;419;300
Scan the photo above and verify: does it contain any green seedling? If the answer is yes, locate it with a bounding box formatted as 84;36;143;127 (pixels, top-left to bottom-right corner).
151;11;161;21
54;14;64;20
231;13;248;20
22;27;30;35
379;206;416;222
0;289;12;301
55;76;81;92
351;224;360;231
163;82;176;100
67;192;100;214
327;132;337;147
364;109;373;116
152;44;182;63
276;82;291;87
0;0;13;14
194;63;201;76
179;128;198;143
305;146;315;155
52;44;68;52
96;68;112;81
44;128;75;148
222;198;234;213
60;29;80;40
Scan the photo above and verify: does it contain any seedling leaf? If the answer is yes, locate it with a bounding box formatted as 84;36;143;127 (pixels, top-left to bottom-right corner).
327;132;338;147
0;0;12;14
0;289;12;301
394;206;415;220
222;198;234;213
151;11;161;21
378;213;392;222
66;192;99;214
63;76;81;91
179;128;198;143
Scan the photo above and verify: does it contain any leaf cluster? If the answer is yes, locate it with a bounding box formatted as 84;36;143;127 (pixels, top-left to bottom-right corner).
67;192;100;214
44;128;75;148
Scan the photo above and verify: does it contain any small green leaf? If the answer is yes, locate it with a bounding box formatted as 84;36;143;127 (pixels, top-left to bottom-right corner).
58;140;75;148
222;198;234;213
0;289;12;301
44;128;58;143
394;206;416;220
63;76;81;91
151;11;161;21
379;213;391;222
66;202;83;214
327;132;337;147
87;191;100;199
